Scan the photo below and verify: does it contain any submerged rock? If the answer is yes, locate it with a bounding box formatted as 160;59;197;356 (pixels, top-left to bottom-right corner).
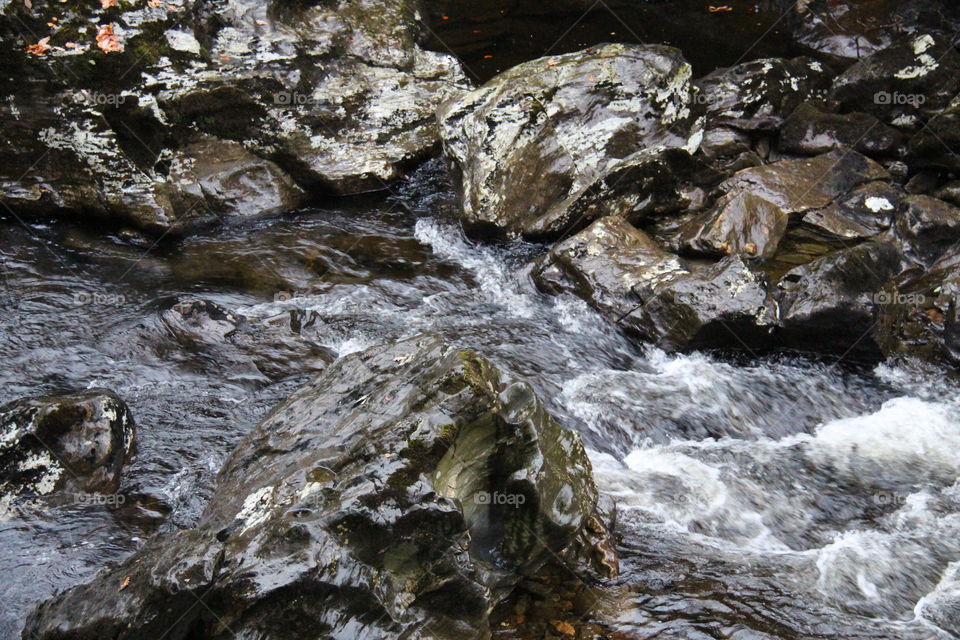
25;335;609;640
0;0;467;234
0;390;135;506
438;44;703;239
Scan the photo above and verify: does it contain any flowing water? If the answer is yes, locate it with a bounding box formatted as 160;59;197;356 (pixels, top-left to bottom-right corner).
1;160;959;639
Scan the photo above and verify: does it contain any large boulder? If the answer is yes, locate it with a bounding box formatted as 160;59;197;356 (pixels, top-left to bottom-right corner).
780;101;905;157
0;0;468;235
829;33;960;129
25;335;610;640
894;195;960;267
0;390;135;509
437;44;703;239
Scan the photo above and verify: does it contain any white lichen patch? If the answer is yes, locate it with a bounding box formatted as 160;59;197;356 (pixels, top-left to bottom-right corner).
896;35;940;79
236;485;276;533
865;197;894;212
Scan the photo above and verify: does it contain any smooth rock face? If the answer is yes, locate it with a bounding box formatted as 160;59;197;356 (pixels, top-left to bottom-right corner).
777;241;903;355
0;390;135;506
695;57;829;133
437;44;703;239
25;335;604;640
800;181;901;242
829;33;960;128
680;191;790;259
166;139;305;224
534;216;773;352
894;195;960;267
780;102;905;157
908;95;960;171
0;0;467;234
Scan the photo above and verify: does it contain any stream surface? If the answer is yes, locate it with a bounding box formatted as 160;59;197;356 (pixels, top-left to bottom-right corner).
2;3;960;639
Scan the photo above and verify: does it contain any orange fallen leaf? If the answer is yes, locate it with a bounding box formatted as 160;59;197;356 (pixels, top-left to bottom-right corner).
96;23;124;53
708;5;733;11
119;576;131;591
64;41;77;48
147;0;162;7
24;0;32;8
101;0;117;8
26;36;51;56
551;620;576;637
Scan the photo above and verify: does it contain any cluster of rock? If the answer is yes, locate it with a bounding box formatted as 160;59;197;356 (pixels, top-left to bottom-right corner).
436;18;960;368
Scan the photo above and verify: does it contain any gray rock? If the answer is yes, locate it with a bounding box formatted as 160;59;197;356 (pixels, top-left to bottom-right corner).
800;181;901;242
25;335;609;640
438;44;703;239
0;390;135;511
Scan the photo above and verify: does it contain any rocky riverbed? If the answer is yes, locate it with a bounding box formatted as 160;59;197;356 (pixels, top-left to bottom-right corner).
3;1;960;639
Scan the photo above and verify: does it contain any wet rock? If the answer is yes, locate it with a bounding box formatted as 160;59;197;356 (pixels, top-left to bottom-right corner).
680;191;790;259
800;181;901;242
160;298;335;381
780;101;905;157
894;195;960;267
534;216;774;352
437;44;703;239
790;0;960;63
934;181;960;207
829;33;960;129
166;139;305;224
695;57;829;133
777;241;903;358
0;0;467;234
24;335;606;640
0;390;135;505
699;126;753;165
876;250;960;367
908;95;960;171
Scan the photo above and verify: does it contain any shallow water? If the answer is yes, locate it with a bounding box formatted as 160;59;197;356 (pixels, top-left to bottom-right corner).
2;163;960;638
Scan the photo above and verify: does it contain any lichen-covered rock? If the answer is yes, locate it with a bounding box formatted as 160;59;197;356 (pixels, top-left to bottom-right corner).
534;216;774;352
0;390;135;509
24;335;608;640
0;0;467;234
695;57;829;133
776;241;903;357
437;44;703;239
829;33;960;129
780;101;905;157
894;195;960;267
800;181;901;242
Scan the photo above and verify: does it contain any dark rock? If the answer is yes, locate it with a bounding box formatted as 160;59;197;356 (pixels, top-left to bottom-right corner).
894;195;960;267
0;390;135;506
695;57;829;133
908;95;960;171
904;169;943;194
0;0;467;234
934;181;960;206
437;44;703;239
776;241;903;357
699;126;754;164
24;335;607;640
876;250;960;367
829;33;960;129
780;101;905;156
160;298;335;381
166;139;305;224
680;191;790;259
790;0;960;63
534;216;774;352
800;181;901;242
